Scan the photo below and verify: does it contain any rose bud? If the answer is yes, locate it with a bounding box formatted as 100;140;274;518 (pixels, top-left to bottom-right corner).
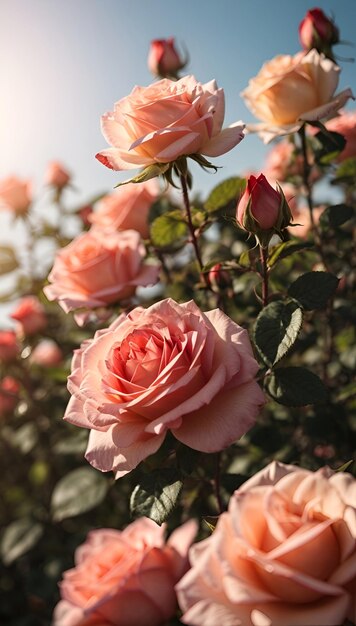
0;376;20;418
30;339;63;367
45;161;71;190
236;174;292;248
10;296;47;337
0;176;32;216
0;330;20;363
148;38;186;79
208;263;232;293
299;8;339;58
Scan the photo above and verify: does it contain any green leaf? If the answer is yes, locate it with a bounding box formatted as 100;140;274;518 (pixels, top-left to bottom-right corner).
51;467;109;521
204;177;246;213
115;163;169;186
1;518;44;565
288;271;339;310
150;210;188;249
130;468;183;525
331;157;356;184
253;299;303;367
0;246;19;276
265;367;328;406
268;241;314;268
319;204;354;229
314;130;346;165
176;444;201;476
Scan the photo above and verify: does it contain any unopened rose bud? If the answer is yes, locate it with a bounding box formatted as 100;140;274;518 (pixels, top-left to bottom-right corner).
148;38;186;79
11;296;47;337
299;8;339;58
30;339;63;367
0;176;32;216
45;161;71;193
208;263;232;292
236;174;292;248
0;376;20;417
0;330;20;363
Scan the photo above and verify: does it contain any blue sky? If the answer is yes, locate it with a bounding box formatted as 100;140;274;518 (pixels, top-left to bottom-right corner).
0;0;354;207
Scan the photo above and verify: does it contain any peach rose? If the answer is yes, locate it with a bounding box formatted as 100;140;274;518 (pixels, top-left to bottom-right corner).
0;176;32;215
89;180;159;239
0;376;20;417
64;298;264;477
45;161;71;189
44;229;160;318
177;461;356;626
96;75;245;171
325;110;356;161
30;339;63;367
53;517;197;626
242;49;354;142
11;296;47;337
0;330;20;363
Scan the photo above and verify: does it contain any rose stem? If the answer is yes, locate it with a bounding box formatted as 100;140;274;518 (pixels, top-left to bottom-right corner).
259;245;269;307
214;452;225;514
298;125;330;271
180;173;210;289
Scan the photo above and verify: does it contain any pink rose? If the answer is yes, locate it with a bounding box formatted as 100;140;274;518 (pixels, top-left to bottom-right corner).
0;330;20;362
96;75;245;171
53;517;197;626
30;339;63;367
44;229;160;318
325;110;356;161
0;376;20;417
242;49;354;142
177;461;356;626
288;203;324;239
0;176;32;215
45;161;71;189
11;296;47;337
299;8;339;53
148;38;186;78
89;180;159;239
65;298;264;477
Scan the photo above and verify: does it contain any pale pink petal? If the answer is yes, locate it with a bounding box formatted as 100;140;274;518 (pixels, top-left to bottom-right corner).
202;122;245;157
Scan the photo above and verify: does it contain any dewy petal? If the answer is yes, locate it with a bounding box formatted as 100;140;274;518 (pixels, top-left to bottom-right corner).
201;122;245;157
300;87;355;122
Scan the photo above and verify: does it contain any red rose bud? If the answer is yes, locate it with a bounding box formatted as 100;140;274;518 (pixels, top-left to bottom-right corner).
208;263;232;292
148;38;186;79
236;174;292;248
299;8;339;58
0;376;20;418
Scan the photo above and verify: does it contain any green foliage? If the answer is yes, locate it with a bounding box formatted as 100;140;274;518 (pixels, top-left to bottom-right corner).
0;245;18;275
265;367;328;406
268;241;314;267
253;299;303;368
50;467;109;522
204;177;246;213
319;204;354;229
150;210;188;249
313;129;346;164
288;271;339;310
1;518;44;565
130;468;183;525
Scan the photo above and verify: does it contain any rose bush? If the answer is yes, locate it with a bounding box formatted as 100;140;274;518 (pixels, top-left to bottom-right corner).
89;180;158;239
325;110;356;161
96;75;245;171
177;461;356;626
242;49;353;142
44;229;160;319
0;376;20;417
0;330;19;363
64;298;264;476
53;517;197;626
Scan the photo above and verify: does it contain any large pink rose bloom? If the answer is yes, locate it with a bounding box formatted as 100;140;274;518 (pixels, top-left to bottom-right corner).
177;461;356;626
242;49;354;142
89;180;158;239
0;176;32;215
325;110;356;161
53;517;197;626
65;298;264;477
96;75;245;170
44;229;159;317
